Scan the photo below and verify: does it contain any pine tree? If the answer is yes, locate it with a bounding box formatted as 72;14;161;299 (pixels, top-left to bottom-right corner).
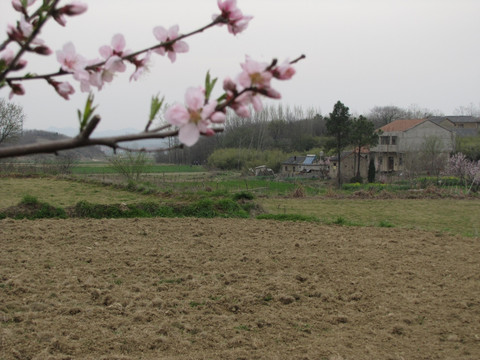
368;158;376;183
326;101;352;186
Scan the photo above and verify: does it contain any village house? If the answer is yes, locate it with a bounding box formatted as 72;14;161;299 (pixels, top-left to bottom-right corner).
428;115;480;137
281;154;329;177
369;118;455;173
328;149;370;181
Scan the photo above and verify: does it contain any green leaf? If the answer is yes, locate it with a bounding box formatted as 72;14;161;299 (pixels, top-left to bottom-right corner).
78;93;97;131
149;94;164;123
216;93;227;103
204;71;218;101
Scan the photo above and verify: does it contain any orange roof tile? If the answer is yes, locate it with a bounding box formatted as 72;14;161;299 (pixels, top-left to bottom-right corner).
379;119;425;132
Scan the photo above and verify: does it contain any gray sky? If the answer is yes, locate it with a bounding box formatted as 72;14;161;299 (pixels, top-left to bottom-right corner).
1;0;479;132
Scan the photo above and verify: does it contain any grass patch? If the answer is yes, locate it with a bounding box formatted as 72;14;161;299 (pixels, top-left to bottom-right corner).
70;198;253;219
378;220;395;228
72;164;207;175
260;198;480;237
0;177;156;208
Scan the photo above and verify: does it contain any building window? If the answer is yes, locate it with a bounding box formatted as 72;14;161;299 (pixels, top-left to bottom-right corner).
399;156;403;166
391;136;397;145
381;136;390;145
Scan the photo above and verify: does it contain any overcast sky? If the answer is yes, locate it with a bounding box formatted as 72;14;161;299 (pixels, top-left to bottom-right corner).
1;0;479;132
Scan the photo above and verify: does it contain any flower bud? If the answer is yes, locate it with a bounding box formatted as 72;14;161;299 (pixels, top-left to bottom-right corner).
60;2;88;16
11;59;28;71
33;45;52;56
9;83;25;99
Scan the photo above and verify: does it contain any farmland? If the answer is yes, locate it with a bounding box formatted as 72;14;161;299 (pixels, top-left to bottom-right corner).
1;166;480;359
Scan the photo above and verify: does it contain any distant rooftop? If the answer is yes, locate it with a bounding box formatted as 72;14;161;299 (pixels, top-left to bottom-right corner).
429;116;480;124
302;155;316;165
378;119;425;132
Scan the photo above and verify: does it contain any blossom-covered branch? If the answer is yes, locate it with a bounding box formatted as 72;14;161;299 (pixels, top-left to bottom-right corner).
0;0;305;158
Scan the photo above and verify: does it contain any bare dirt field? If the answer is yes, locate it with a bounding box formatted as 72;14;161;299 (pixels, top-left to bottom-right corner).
1;218;479;359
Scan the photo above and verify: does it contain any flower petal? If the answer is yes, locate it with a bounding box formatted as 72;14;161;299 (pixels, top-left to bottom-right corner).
165;104;189;126
179;123;200;147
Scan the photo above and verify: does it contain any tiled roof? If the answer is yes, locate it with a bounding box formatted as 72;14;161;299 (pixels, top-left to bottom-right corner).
429;116;480;124
378;119;425;132
446;116;480;123
282;156;306;165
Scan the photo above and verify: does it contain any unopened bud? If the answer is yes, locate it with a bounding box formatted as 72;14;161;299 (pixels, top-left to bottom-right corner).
9;83;25;99
11;59;28;71
32;45;52;55
59;2;88;16
223;77;237;92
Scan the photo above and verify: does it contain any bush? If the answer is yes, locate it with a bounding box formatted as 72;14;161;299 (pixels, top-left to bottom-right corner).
207;148;287;173
5;196;67;219
350;175;363;184
232;191;255;200
21;194;39;205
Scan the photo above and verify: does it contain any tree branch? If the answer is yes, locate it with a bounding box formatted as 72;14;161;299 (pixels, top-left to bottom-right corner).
0;118;224;158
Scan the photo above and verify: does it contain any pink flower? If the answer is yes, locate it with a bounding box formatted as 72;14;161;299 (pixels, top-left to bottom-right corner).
153;25;189;63
99;34;127;79
0;48;15;64
0;47;27;70
237;56;272;89
47;78;75;100
271;60;296;80
56;42;87;73
129;51;152;81
223;77;250;117
165;87;225;146
214;0;253;35
99;34;126;59
102;55;126;81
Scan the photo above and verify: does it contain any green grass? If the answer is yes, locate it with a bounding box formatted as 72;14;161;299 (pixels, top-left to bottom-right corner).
259;198;480;237
71;164;207;174
0;177;156;208
1;175;479;237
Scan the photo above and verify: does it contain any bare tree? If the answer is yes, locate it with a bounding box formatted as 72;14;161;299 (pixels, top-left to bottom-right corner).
0;98;24;145
108;152;150;182
419;135;448;176
454;103;480;117
368;105;443;128
367;106;407;128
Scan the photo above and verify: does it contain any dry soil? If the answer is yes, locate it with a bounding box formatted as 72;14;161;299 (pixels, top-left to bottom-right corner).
1;218;479;359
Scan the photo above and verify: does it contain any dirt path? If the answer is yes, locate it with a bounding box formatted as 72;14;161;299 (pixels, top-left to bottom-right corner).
1;218;479;359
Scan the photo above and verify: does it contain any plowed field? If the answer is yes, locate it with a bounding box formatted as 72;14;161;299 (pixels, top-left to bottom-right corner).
1;218;479;359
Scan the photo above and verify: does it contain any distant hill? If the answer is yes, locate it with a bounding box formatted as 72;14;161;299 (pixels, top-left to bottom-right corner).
46;126;169;151
5;129;107;161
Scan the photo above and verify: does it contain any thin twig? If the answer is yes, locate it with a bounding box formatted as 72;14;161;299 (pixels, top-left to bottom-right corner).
5;17;223;83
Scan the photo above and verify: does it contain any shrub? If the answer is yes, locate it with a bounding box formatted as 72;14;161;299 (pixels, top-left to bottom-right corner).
232;191;255;200
21;194;39;205
207;148;287;173
350;175;363;184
